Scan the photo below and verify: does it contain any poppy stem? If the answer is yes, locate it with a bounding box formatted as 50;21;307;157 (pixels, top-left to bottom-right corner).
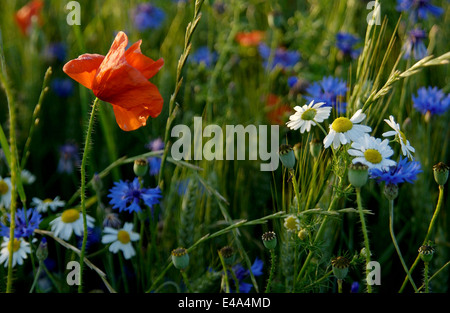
78;97;100;293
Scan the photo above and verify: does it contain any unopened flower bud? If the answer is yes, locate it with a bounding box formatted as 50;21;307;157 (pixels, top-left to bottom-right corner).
348;162;369;188
262;231;277;250
279;144;296;169
297;228;308;241
433;162;449;186
219;246;236;265
133;158;149;177
384;183;398;200
309;139;322;159
36;238;48;262
293;143;302;161
418;244;435;263
171;247;190;270
268;10;284;29
331;256;350;280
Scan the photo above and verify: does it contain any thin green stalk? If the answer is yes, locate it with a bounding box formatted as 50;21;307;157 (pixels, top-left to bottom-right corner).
78;97;100;293
356;187;372;293
0;66;19;294
314;120;329;137
29;262;43;293
417;260;450;292
337;279;343;293
20;67;52;170
158;0;205;189
118;253;129;293
389;199;418;292
265;249;277;293
423;262;429;293
296;178;346;282
229;266;240;293
180;270;193;293
218;253;230;293
146;211;285;292
399;185;444;292
289;169;301;213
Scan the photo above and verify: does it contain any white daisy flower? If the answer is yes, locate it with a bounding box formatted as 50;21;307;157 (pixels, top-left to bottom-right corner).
101;222;140;259
21;169;36;185
32;196;66;213
348;134;397;170
323;109;372;149
0;237;31;267
50;209;95;241
0;177;12;209
286;100;332;133
382;115;415;159
284;215;300;233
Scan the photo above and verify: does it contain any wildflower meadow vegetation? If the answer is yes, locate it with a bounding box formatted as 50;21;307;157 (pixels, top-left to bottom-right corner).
0;0;449;298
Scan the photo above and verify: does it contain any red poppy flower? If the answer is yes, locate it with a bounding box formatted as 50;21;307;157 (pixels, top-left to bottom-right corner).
266;94;292;125
15;0;43;35
235;31;265;47
63;31;164;131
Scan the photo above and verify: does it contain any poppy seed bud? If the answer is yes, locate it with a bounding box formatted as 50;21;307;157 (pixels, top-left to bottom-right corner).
418;244;435;263
331;256;350;280
279;144;296;169
433;162;449;186
268;10;284;29
262;231;277;250
293;143;302;161
133;159;149;177
219;246;236;265
171;247;190;270
309;139;322;159
348;162;369;188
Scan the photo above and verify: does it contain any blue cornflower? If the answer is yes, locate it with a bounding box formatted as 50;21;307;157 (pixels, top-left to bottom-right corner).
57;143;80;174
108;177;163;214
336;32;361;59
0;208;42;238
258;43;300;70
370;157;422;185
146;138;164;176
51;78;74;98
402;28;428;60
190;46;218;68
396;0;443;22
351;281;360;293
132;3;166;31
232;257;264;293
43;42;67;63
305;76;348;113
76;226;101;251
413;86;450;116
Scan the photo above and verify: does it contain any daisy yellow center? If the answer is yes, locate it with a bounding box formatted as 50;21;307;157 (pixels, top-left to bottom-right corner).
0;180;9;195
61;209;80;223
285;216;299;231
364;149;382;164
331;117;353;133
8;238;21;253
301;108;317;121
399;131;407;145
44;198;53;203
117;230;131;244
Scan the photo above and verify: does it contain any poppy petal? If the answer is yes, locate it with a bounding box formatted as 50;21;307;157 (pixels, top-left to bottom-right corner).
111;87;163;131
62;54;105;90
125;40;164;79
